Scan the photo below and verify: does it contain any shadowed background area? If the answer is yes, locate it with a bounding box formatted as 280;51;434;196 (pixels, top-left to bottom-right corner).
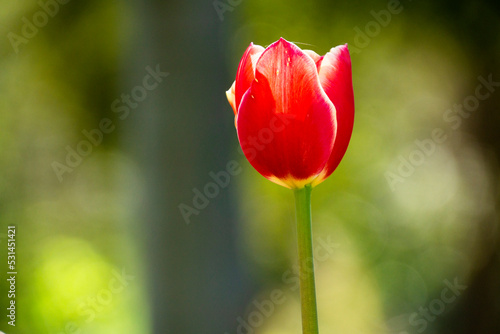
0;0;499;333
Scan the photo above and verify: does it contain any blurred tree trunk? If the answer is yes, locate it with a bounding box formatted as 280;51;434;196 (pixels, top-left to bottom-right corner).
125;0;251;333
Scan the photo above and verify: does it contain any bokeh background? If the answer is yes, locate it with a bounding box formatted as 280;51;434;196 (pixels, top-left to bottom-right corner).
0;0;499;333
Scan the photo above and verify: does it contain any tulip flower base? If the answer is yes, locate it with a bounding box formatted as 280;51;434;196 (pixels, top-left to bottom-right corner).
226;38;354;334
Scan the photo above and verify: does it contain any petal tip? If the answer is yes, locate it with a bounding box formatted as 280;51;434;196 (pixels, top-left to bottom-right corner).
330;44;348;53
226;81;237;115
275;37;293;48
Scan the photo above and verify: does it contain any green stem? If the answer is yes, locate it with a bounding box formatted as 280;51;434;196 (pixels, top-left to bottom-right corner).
294;184;319;334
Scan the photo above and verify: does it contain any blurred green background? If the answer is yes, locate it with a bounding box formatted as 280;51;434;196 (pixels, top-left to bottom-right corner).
0;0;499;333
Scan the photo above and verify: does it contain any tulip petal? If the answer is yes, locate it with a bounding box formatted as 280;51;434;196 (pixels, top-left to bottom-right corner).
313;44;354;186
303;50;324;72
303;49;321;62
234;43;265;112
237;38;336;188
226;81;237;115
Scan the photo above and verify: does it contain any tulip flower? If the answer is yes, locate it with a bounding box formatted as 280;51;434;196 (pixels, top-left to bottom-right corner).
226;37;354;189
226;38;354;334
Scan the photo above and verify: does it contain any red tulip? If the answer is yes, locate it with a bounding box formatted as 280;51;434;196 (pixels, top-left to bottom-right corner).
226;38;354;189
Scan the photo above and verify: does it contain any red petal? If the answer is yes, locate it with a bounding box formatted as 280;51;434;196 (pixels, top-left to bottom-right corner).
235;43;265;113
303;49;321;62
313;44;354;185
237;38;336;187
303;50;324;73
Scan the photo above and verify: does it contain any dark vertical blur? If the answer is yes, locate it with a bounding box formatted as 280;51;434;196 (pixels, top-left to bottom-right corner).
125;0;251;333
